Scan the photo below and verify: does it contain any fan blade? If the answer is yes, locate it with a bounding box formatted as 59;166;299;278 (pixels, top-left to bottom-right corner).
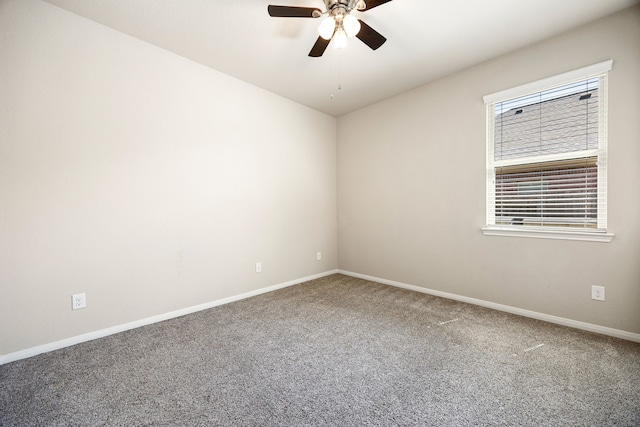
356;20;386;50
268;5;321;18
360;0;392;11
309;36;331;57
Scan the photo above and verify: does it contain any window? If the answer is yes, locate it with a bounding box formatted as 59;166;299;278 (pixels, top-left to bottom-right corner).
482;61;614;242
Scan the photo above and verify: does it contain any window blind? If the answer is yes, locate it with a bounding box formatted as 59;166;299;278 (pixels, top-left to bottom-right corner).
494;158;599;228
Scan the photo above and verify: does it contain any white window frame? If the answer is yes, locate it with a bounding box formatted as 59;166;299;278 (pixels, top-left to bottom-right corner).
482;61;614;242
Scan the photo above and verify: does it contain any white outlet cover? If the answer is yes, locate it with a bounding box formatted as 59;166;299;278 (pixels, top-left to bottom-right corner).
591;286;605;301
317;252;322;261
72;293;86;310
255;262;262;273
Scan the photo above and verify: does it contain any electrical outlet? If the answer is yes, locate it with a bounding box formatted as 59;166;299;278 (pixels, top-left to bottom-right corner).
316;251;322;261
72;293;86;310
591;285;605;301
255;262;262;273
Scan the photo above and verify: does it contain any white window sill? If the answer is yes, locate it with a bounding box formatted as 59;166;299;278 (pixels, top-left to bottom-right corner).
481;227;614;243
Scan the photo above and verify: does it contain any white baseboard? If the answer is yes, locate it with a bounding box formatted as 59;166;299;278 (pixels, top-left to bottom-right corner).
338;270;640;344
0;270;339;366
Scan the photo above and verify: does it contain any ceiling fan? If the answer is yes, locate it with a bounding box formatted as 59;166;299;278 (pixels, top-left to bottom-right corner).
268;0;392;57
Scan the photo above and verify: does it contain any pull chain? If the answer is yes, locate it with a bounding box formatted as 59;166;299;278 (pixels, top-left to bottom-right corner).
330;50;343;100
338;49;342;92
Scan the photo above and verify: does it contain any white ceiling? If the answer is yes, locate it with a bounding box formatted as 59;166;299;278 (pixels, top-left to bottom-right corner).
43;0;638;117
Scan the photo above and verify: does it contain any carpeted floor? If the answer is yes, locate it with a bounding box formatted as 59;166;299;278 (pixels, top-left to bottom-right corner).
1;274;639;426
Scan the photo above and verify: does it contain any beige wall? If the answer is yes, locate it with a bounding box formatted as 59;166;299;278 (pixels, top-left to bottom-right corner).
338;6;640;334
0;0;337;355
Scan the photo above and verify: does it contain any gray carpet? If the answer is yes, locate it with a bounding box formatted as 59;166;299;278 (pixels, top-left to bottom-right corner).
1;274;639;426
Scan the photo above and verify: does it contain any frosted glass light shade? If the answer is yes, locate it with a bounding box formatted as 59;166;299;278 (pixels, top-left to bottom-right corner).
343;15;361;37
318;17;336;40
333;28;348;49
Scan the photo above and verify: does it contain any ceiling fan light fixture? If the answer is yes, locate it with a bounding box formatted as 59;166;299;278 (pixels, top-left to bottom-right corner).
266;0;392;57
318;16;336;40
343;14;361;37
333;28;348;49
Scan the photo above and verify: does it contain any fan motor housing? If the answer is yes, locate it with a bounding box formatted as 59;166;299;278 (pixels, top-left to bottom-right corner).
325;0;359;14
